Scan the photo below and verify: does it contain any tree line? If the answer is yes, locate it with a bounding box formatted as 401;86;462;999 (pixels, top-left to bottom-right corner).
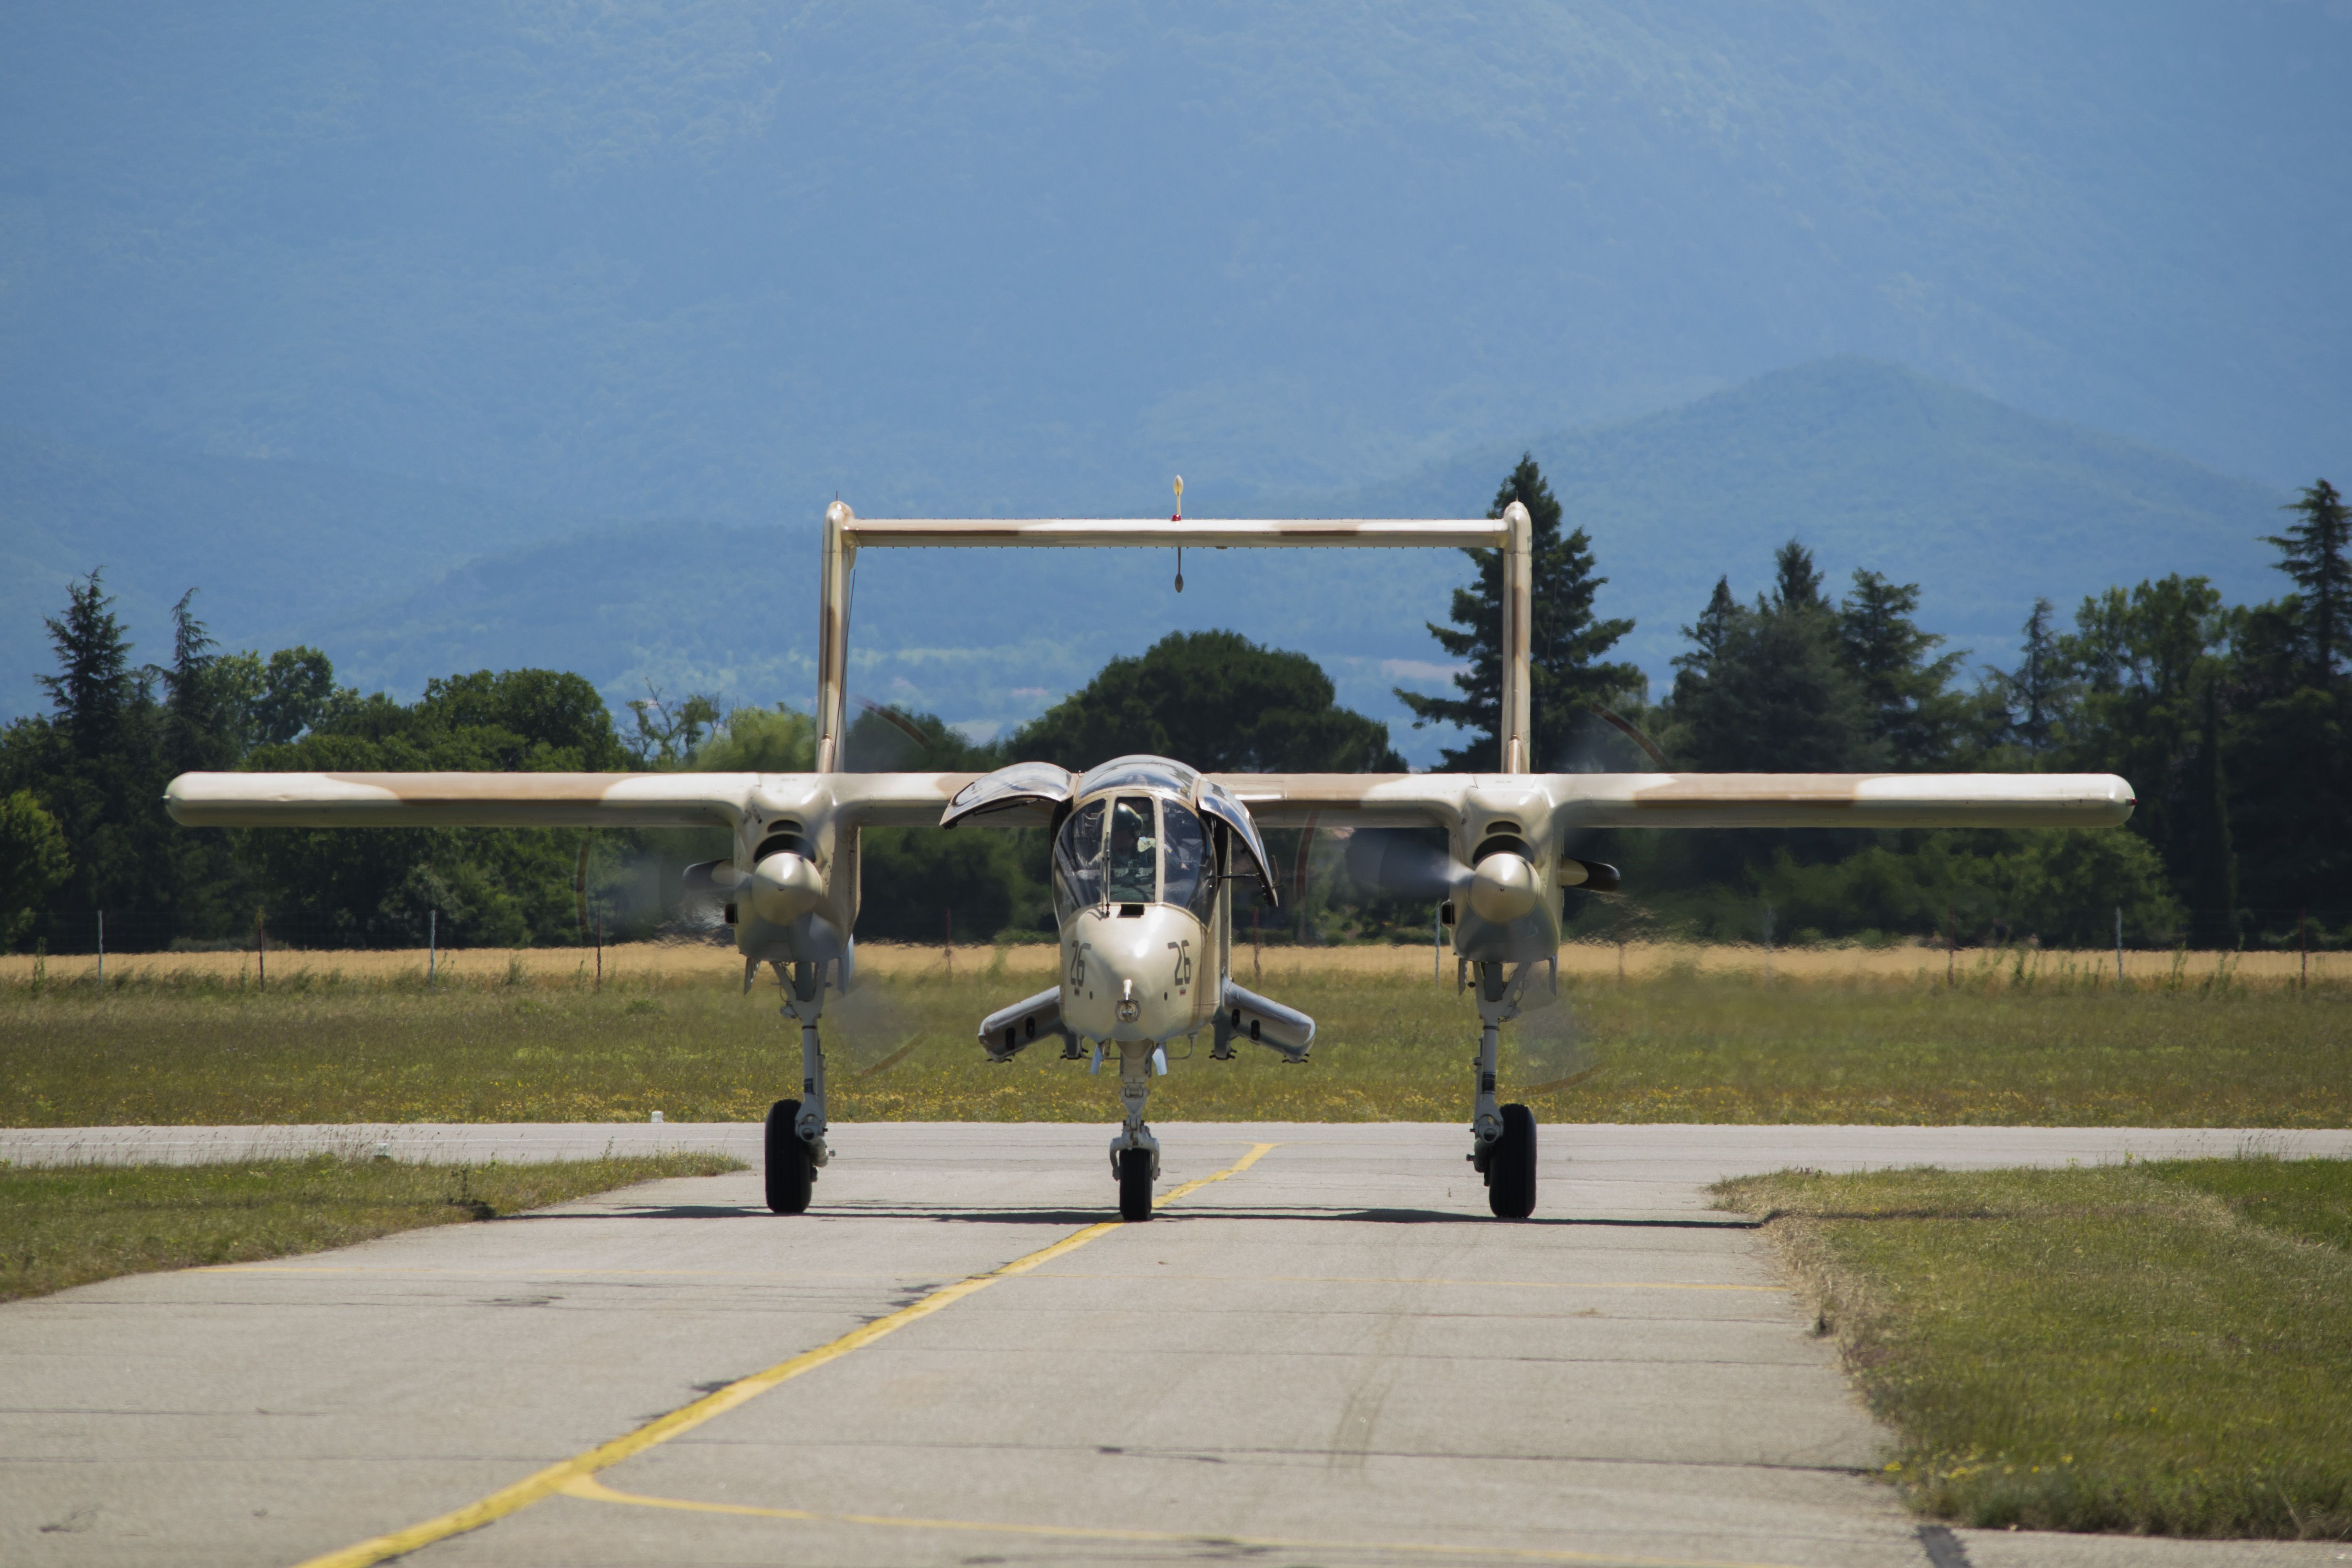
2;466;2343;953
0;581;1395;951
1410;458;2349;951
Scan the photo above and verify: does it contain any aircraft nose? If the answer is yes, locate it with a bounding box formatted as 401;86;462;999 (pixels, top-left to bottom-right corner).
1070;905;1195;1040
1467;851;1539;924
747;851;827;924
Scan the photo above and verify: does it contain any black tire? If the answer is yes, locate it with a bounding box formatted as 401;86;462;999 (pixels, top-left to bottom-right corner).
1487;1103;1537;1219
765;1098;813;1215
1117;1149;1154;1222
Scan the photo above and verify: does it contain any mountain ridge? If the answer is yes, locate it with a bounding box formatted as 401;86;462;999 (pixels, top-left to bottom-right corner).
1;357;2275;769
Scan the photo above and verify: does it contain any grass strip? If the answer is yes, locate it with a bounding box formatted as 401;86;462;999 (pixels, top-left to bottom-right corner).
0;1153;744;1304
4;969;2348;1127
1716;1159;2352;1539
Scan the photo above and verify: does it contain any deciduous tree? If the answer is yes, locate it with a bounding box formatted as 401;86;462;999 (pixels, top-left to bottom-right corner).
1023;629;1402;773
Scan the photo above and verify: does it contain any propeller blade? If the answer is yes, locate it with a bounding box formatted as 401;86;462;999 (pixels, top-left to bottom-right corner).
1341;827;1470;902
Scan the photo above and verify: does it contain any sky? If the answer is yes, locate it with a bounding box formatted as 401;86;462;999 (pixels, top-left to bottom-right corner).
1;2;2346;752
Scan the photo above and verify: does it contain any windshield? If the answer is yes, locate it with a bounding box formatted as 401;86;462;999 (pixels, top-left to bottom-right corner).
1106;795;1157;903
1052;792;1219;921
1162;800;1214;918
1052;799;1105;921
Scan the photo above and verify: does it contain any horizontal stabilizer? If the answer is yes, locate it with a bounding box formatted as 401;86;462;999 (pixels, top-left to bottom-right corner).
978;985;1072;1062
1217;981;1315;1062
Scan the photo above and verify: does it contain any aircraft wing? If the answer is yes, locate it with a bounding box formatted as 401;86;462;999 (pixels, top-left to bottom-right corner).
163;771;979;830
1209;772;2136;831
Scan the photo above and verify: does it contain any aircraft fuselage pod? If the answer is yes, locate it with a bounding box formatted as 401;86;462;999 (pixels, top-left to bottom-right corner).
949;755;1313;1214
1050;762;1226;1046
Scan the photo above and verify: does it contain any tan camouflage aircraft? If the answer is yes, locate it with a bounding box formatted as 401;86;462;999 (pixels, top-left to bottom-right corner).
166;504;2134;1222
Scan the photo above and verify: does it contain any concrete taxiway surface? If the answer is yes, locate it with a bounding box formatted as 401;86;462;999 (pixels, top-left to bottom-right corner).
4;1122;2348;1568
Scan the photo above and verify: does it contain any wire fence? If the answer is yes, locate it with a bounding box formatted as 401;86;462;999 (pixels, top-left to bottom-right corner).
11;912;634;959
17;898;2352;962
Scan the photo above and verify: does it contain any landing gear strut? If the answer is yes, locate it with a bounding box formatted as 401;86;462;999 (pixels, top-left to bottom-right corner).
1107;1041;1162;1221
1467;961;1539;1219
766;961;832;1215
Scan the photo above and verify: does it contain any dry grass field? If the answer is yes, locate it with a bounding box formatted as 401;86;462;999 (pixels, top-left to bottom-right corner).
2;942;2345;1128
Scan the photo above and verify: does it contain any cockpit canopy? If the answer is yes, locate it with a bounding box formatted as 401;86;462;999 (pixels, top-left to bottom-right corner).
951;754;1278;923
1045;755;1278;923
1053;790;1217;922
1074;756;1199;797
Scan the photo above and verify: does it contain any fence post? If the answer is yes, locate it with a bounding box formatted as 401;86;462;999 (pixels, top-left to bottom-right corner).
944;908;953;980
2299;909;2308;991
96;909;103;988
428;908;437;985
2115;906;2124;984
256;910;267;992
1433;905;1441;983
1946;903;1956;987
595;906;603;990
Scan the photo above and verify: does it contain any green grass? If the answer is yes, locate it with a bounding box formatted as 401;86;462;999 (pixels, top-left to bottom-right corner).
2152;1157;2352;1252
1716;1160;2352;1539
2;965;2347;1127
0;1153;744;1304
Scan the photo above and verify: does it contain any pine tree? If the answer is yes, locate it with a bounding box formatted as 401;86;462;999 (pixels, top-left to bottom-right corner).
1670;545;1869;774
1396;454;1638;769
1771;539;1827;614
1837;569;1965;767
1670;578;1741;704
2262;479;2351;681
1999;598;2066;753
37;571;135;761
21;572;172;944
159;591;235;773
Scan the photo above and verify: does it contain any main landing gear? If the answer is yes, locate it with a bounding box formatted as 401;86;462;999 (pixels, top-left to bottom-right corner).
1467;961;1540;1219
764;961;833;1215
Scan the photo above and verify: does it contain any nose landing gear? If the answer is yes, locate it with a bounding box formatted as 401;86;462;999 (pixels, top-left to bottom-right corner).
765;962;833;1216
1108;1041;1162;1221
765;1096;814;1214
1482;1101;1537;1219
1467;961;1540;1219
1115;1145;1156;1221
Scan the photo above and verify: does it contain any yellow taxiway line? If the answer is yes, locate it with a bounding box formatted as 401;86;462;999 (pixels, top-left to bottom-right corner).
290;1142;1276;1568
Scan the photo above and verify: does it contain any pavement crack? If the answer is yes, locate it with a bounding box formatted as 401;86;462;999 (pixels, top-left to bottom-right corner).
38;1505;97;1535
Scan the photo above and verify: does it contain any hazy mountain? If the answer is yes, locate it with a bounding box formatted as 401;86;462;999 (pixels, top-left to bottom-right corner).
6;358;2260;768
1318;358;2286;686
0;3;2342;533
0;427;594;716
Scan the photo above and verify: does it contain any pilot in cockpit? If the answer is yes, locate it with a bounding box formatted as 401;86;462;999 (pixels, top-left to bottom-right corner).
1107;797;1156;904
